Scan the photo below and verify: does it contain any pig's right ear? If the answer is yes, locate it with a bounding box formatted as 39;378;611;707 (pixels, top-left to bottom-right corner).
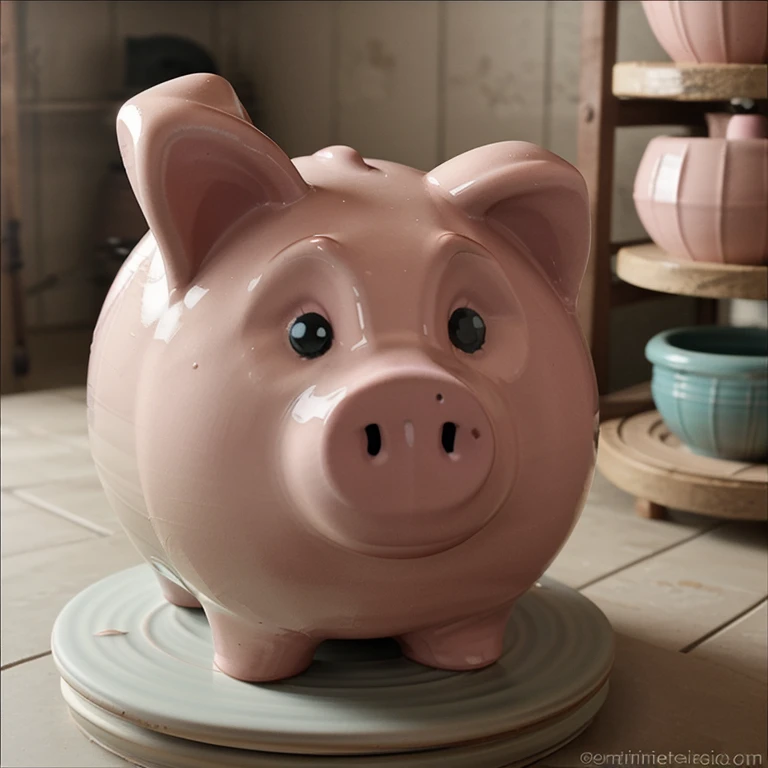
117;74;309;293
427;143;589;311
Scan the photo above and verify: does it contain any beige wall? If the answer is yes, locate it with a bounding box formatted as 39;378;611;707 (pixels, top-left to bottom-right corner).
18;0;742;391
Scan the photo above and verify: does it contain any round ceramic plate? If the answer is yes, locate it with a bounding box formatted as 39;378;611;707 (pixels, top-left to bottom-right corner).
52;565;613;762
63;678;606;768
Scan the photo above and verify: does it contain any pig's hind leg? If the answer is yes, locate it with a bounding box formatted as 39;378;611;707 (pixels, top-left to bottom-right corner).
155;572;202;609
397;605;512;671
204;605;318;682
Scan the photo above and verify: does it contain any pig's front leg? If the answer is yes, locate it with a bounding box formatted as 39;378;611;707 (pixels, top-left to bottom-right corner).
203;605;318;682
397;605;513;671
155;572;202;609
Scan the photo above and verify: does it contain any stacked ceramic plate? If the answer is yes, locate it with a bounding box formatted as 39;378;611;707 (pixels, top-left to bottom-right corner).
52;565;614;768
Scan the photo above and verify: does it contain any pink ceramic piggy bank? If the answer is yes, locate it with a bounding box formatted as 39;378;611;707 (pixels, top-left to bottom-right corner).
88;74;597;682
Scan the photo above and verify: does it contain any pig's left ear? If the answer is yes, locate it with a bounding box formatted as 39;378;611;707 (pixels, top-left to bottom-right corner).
427;142;590;310
117;74;310;293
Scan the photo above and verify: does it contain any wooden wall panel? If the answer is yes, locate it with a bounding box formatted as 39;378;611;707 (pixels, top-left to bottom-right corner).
114;0;218;83
36;113;118;327
236;1;335;159
18;113;42;328
336;1;440;171
547;0;582;165
444;1;548;158
17;1;116;329
19;1;115;101
212;1;241;73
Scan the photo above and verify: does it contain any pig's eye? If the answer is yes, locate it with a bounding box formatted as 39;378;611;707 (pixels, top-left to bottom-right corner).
289;312;333;358
448;308;486;353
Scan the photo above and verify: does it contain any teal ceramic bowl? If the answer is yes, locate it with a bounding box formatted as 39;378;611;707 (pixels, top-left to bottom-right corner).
645;326;768;462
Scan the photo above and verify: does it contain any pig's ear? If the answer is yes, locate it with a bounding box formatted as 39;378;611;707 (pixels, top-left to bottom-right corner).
427;142;590;310
117;74;310;293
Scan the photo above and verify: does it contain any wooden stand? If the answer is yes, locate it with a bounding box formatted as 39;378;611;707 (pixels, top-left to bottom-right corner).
599;412;768;522
634;499;669;521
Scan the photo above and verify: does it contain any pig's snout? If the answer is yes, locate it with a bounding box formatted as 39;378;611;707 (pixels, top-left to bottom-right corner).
321;370;495;516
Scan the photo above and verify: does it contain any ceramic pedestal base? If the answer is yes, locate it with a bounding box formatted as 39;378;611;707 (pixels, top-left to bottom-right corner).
52;566;614;768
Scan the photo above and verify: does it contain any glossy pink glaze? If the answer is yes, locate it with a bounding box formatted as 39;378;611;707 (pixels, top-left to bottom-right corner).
634;115;768;265
642;0;768;64
88;74;598;682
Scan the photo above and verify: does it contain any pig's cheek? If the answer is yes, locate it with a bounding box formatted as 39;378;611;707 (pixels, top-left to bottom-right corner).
241;337;332;393
459;320;529;384
480;387;521;474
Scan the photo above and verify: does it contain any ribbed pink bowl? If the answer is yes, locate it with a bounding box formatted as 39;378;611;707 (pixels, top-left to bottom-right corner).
641;1;768;64
634;134;768;265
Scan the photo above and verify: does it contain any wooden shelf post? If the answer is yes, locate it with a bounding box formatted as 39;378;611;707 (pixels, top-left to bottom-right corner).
576;0;619;396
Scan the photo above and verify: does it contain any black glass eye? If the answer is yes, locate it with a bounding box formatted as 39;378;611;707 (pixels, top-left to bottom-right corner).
448;308;486;353
289;312;333;358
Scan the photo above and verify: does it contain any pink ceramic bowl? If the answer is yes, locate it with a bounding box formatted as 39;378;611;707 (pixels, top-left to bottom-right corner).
642;0;768;64
634;122;768;265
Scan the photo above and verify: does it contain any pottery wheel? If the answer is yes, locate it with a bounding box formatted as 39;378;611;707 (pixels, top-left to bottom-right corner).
52;565;613;768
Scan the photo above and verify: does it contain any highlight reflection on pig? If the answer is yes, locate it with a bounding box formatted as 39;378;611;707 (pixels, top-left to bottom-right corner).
88;74;598;682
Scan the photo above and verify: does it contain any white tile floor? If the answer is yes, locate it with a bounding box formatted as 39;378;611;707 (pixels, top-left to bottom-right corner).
1;388;766;767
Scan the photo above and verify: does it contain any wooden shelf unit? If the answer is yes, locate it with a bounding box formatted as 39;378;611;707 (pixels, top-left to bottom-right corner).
577;1;724;400
578;4;768;521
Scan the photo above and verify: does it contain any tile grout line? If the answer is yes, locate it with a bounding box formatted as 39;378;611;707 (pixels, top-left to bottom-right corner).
1;650;52;672
2;532;116;563
2;530;130;567
680;596;768;655
9;424;89;444
574;520;725;592
11;489;113;537
2;469;96;494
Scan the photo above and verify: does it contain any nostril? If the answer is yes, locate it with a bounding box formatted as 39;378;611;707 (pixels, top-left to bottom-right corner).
441;422;457;454
365;424;382;457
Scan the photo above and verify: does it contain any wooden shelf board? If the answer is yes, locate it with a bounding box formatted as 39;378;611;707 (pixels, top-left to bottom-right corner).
598;411;768;521
616;243;768;301
613;62;768;102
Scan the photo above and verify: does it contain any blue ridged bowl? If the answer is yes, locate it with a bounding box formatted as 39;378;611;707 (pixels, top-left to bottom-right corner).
645;326;768;462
